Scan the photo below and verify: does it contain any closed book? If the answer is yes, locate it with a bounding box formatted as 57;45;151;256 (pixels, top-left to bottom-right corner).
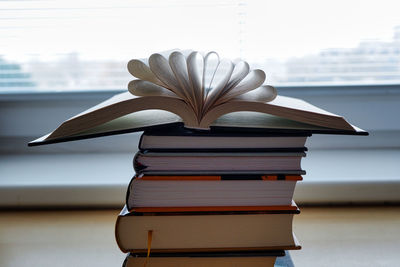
115;205;301;253
139;125;309;152
133;151;306;175
126;175;302;210
122;250;286;267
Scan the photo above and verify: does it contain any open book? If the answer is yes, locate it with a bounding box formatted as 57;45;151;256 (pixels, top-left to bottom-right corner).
29;50;367;146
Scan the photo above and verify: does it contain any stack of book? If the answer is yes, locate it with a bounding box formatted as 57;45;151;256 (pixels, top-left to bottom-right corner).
115;125;308;266
29;50;367;266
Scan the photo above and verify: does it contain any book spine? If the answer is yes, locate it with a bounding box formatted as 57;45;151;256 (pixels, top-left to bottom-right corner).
133;152;147;174
138;133;144;151
126;176;136;211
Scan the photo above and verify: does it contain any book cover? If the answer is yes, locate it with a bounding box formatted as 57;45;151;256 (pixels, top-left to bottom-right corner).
122;250;286;267
115;205;301;253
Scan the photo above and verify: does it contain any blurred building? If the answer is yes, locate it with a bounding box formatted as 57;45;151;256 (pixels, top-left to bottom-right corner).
2;26;400;92
0;57;35;91
283;26;400;85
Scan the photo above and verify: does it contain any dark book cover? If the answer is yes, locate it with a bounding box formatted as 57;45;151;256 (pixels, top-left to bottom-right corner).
122;250;294;267
29;120;367;147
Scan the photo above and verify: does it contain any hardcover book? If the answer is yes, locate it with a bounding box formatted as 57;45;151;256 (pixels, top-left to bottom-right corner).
139;125;309;152
133;151;306;175
122;250;286;267
126;175;302;210
115;205;301;253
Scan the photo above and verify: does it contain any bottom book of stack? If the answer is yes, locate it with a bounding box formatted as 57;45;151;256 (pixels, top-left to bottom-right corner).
122;250;294;267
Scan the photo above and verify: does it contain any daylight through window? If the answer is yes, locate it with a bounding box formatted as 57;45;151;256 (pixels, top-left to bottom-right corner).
1;0;400;93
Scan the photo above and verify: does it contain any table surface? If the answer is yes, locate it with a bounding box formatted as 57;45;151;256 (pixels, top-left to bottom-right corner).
0;206;399;267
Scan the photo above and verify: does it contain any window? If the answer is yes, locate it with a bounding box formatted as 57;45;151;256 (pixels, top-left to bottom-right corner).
1;0;399;207
1;0;400;93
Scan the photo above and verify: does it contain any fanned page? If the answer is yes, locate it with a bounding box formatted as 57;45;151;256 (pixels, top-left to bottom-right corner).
30;50;367;145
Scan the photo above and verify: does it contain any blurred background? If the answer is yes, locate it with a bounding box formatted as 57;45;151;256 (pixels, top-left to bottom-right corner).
0;1;399;266
2;0;400;92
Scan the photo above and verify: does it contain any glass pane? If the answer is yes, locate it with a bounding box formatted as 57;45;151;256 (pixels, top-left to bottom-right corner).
243;0;400;86
1;0;400;93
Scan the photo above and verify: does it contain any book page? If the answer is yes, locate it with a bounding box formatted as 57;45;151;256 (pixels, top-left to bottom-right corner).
268;95;340;117
211;112;331;130
77;110;183;136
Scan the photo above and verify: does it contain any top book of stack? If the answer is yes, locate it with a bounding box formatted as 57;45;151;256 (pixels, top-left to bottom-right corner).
29;50;367;146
